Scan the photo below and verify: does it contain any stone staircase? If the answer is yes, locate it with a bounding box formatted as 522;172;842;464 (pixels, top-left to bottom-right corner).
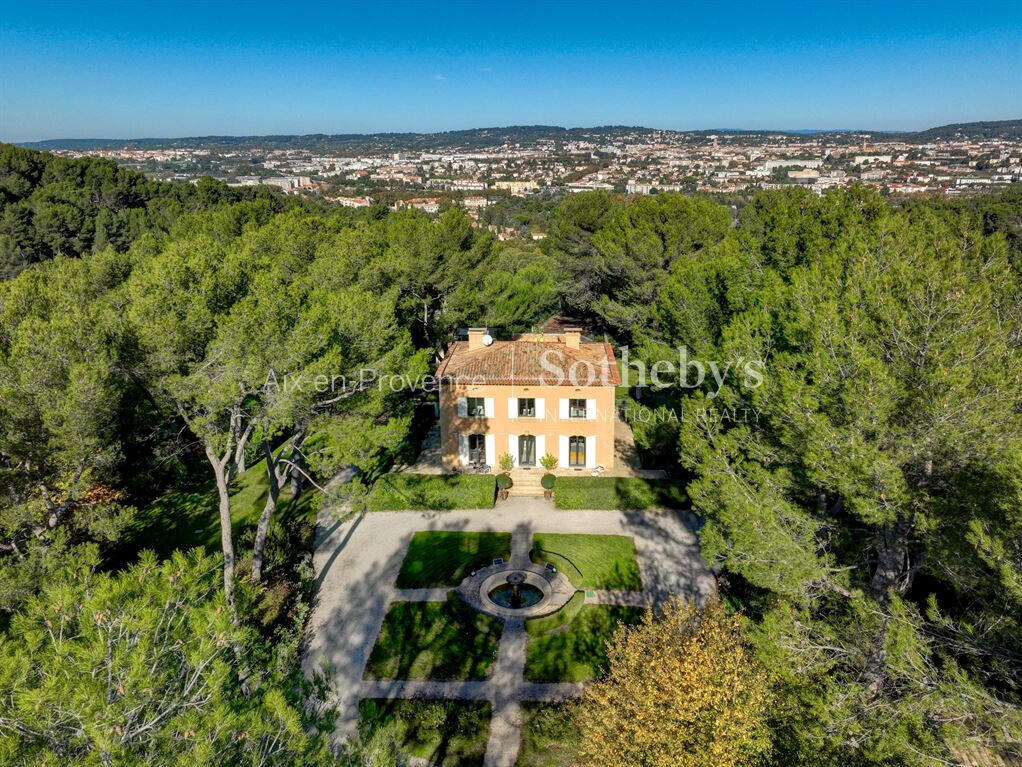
509;468;546;498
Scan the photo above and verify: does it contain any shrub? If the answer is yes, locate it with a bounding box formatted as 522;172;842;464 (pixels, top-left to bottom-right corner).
541;472;556;490
365;474;496;511
498;452;514;472
575;598;770;767
496;473;513;490
540;453;558;471
553;477;685;510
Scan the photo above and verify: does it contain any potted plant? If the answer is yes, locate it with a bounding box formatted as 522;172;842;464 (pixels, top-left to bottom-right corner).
540;453;557;499
541;471;556;499
496;472;513;500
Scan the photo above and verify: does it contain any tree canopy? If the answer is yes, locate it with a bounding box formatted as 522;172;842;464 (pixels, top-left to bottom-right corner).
0;156;1019;766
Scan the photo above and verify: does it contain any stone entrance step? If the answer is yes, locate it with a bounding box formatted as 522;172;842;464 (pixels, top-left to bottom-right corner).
508;470;548;497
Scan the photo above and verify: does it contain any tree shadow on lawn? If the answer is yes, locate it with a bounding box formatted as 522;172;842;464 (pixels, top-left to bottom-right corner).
524;605;643;682
395;530;512;588
365;595;503;681
358;698;491;767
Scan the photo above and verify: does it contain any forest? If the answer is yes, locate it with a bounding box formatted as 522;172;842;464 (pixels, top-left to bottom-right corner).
0;145;1020;766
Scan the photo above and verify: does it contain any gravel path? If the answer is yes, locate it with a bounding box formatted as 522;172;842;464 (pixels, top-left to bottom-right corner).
303;497;715;763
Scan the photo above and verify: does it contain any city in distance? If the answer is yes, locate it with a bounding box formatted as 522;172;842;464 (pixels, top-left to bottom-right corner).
21;121;1022;231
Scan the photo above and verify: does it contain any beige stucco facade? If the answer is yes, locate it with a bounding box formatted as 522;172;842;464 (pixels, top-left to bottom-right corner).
439;382;617;473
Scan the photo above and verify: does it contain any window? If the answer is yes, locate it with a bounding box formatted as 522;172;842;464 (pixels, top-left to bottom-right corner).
569;398;587;418
468;434;486;464
518;398;536;417
466;397;486;417
568;436;586;467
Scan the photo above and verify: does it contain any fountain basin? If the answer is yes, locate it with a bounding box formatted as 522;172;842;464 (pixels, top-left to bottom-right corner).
476;569;555;618
488;582;544;609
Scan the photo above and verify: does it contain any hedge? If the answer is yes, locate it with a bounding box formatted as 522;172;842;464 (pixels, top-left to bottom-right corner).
552;477;685;510
365;473;496;511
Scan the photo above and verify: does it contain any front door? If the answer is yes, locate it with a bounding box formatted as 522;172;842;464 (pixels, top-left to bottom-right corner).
518;435;536;467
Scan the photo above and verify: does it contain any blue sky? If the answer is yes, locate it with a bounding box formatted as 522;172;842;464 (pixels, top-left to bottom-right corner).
1;0;1020;141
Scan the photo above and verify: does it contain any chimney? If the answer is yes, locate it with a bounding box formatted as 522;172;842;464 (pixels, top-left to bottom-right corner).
467;327;488;350
563;328;581;350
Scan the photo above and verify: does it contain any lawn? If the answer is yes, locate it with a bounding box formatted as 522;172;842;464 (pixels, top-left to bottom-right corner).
364;596;503;681
524;591;585;637
396;531;512;588
531;533;642;590
358;698;492;767
365;473;495;511
524;604;643;682
516;702;582;767
118;456;318;561
552;476;685;510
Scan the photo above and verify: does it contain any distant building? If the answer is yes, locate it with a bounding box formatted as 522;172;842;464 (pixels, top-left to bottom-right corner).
327;195;372;208
763;159;824;171
461;196;490;209
492;180;539;195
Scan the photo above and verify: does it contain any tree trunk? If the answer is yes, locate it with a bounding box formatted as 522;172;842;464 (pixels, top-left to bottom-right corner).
204;443;237;607
251;440;283;583
870;515;913;600
289;436;304;497
865;490;919;699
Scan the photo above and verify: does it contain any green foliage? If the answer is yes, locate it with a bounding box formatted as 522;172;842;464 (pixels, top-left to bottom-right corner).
3;146;1021;767
498;452;514;472
541;472;556;490
396;531;511;588
0;143;291;278
445;243;560;334
496;473;513;490
0;550;335;766
673;187;1022;763
551;477;686;510
545;191;730;339
531;533;641;590
539;453;558;471
364;473;496;510
364;596;503;681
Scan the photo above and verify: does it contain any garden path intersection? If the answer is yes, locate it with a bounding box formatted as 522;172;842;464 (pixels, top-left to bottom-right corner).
303;497;715;766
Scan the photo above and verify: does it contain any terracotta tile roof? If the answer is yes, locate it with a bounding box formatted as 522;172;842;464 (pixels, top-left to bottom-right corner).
436;339;620;386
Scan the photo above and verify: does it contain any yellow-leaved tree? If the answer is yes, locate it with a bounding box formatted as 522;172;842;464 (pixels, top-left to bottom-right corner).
575;597;771;767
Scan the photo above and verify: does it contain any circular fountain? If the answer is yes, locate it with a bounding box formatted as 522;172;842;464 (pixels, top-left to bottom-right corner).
471;568;562;618
488;572;545;610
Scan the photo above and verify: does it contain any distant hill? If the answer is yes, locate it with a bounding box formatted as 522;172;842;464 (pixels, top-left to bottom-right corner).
19;119;1022;152
894;119;1022;142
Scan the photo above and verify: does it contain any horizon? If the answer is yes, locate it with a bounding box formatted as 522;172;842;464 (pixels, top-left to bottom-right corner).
16;119;1022;146
2;0;1020;143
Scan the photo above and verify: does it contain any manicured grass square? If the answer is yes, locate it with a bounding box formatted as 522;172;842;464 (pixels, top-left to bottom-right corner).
552;476;685;510
365;473;495;510
364;596;503;681
516;702;582;767
531;533;641;590
358;698;491;767
397;531;512;588
524;604;643;682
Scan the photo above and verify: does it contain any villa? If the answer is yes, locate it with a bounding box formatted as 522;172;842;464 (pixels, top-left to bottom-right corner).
435;326;620;472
